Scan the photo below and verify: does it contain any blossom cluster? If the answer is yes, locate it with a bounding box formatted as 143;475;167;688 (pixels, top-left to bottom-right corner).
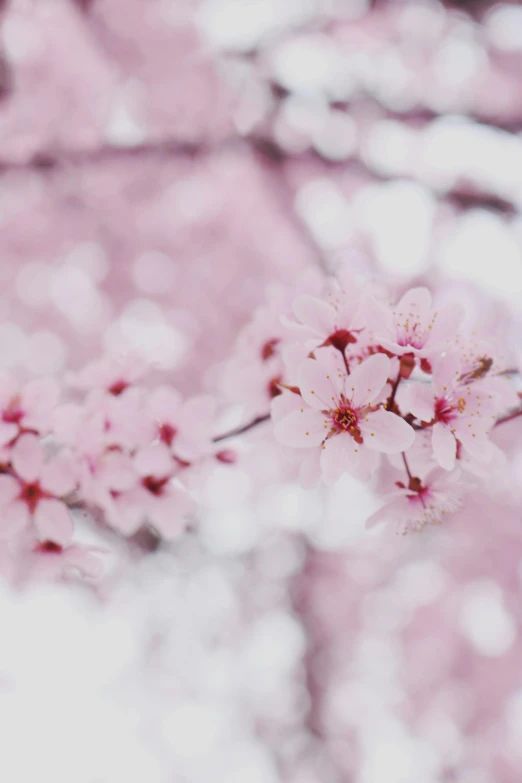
0;356;224;576
0;265;520;572
259;269;522;534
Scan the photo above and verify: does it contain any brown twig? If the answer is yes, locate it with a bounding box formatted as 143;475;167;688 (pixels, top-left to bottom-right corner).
213;413;271;442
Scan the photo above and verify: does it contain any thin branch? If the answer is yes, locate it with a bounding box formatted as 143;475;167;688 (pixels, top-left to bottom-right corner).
213;413;271;442
402;451;413;482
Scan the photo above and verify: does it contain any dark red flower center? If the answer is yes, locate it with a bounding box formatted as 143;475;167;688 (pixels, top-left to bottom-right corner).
2;401;24;424
268;376;282;398
326;329;358;352
434;396;464;425
330;401;363;442
159;423;177;447
108;379;129;396
20;481;47;514
142;475;169;496
261;339;280;362
36;540;63;554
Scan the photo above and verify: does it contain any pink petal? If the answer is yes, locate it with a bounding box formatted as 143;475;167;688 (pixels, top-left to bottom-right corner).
149;487;195;539
41;455;77;497
405;382;435;422
427;303;464;349
299;357;343;410
134;443;173;477
148;385;183;421
320;434;359;485
101;451;137;491
33;499;74;546
270;390;302;423
366;498;404;529
11;434;44;482
274;409;326;448
432;422;456;470
0;475;21;506
432;353;461;397
360;410;415;453
455;427;493;462
293;294;335;335
0;421;18;447
22;377;60;421
395;287;432;322
348;354;390;408
0;373;19;407
0;500;29;539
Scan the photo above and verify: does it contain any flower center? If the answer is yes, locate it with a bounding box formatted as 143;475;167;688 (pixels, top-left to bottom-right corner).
142;475;169;496
37;540;63;554
434;397;456;424
330;400;362;442
108;379;129;396
159;423;177;447
2;396;24;424
268;375;282;398
261;339;280;361
20;481;45;514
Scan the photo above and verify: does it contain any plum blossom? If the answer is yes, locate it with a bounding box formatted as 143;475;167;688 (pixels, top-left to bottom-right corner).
366;467;467;534
273;352;415;484
29;540;106;581
0;434;76;544
404;353;501;470
369;287;463;358
147;386;215;462
0;374;59;447
105;443;195;539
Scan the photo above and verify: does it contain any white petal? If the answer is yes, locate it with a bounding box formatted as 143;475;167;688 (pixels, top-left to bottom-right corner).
320;434;359;485
432;422;456;470
348;354;390;408
34;499;74;546
274;409;326;448
360;410;415;453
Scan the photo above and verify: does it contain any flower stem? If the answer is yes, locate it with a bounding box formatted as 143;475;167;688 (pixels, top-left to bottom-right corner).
213;414;271;442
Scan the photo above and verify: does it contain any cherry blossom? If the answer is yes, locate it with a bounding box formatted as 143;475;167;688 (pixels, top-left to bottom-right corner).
404;353;504;470
274;352;415;484
366;467;467;535
0;374;59;447
369;287;463;359
0;434;76;544
105;443;195;539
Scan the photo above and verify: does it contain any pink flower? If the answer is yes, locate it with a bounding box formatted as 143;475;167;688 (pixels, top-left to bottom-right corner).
67;354;148;395
0;434;76;544
369;287;463;358
366;468;466;535
147;386;215;462
106;443;195;539
29;540;106;581
273;352;415;485
404;353;498;470
0;374;59;446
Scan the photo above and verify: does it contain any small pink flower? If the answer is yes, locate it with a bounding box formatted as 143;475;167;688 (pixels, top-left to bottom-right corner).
0;373;59;446
29;540;106;580
405;353;498;470
273;352;415;485
369;287;463;358
106;443;195;539
366;468;466;535
147;386;216;462
0;434;76;544
67;354;148;395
